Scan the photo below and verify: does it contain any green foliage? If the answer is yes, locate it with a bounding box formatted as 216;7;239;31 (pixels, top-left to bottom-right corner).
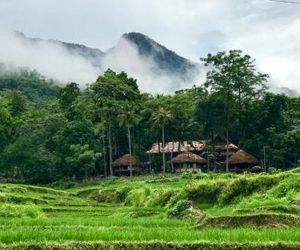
0;51;299;183
185;179;227;203
0;65;59;102
167;200;192;218
268;175;300;199
65;144;96;180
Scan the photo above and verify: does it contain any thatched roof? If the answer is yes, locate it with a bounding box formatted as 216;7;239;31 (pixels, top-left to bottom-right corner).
211;134;239;151
228;150;259;165
215;143;238;151
112;154;138;167
146;141;207;154
172;152;207;164
146;141;186;154
191;141;207;151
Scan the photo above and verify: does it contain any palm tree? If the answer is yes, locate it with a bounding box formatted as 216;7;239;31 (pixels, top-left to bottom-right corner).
152;107;173;173
118;106;140;177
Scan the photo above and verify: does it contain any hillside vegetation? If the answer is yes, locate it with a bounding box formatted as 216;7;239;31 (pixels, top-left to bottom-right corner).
0;170;300;249
0;50;299;185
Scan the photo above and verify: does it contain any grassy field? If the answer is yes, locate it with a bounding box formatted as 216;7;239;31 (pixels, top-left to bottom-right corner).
1;169;300;249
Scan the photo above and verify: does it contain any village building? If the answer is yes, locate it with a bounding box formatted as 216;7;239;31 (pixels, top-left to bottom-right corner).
146;141;207;155
228;149;262;172
146;136;240;172
112;154;140;176
171;152;207;173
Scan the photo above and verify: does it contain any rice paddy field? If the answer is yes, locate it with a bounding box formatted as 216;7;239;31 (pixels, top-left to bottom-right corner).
1;169;300;249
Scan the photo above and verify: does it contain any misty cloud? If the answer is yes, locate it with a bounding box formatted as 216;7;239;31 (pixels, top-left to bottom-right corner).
101;37;202;93
0;29;100;85
0;29;202;93
0;0;300;93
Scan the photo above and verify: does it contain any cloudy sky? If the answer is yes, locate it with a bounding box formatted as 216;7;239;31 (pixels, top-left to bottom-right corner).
0;0;300;92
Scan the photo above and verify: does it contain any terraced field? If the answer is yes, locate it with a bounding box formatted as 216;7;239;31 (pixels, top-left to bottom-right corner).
1;170;300;249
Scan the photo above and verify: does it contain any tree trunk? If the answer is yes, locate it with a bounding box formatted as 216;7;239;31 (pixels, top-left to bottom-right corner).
162;126;166;173
211;130;215;172
108;121;113;177
238;86;242;147
226;129;229;172
102;136;107;177
128;125;133;178
84;164;88;181
171;139;174;173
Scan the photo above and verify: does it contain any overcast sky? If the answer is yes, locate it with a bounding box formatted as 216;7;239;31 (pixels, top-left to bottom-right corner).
0;0;300;92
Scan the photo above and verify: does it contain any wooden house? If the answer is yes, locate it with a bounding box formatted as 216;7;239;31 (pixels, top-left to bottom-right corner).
228;150;262;172
112;154;140;176
172;152;207;173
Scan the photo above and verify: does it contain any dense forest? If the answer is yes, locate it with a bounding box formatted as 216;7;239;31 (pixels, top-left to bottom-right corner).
0;51;299;184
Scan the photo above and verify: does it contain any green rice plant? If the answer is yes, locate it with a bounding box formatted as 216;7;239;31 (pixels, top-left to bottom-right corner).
185;179;227;203
1;172;300;247
145;189;176;207
124;188;150;207
0;203;45;218
1;226;300;244
115;186;133;203
268;175;300;200
1;186;28;193
5;194;48;205
167;200;193;218
197;213;300;229
218;175;279;205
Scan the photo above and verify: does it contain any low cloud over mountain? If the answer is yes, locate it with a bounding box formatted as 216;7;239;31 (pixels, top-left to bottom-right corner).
0;29;297;95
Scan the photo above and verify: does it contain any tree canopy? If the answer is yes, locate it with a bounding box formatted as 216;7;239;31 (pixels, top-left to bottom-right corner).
0;51;299;183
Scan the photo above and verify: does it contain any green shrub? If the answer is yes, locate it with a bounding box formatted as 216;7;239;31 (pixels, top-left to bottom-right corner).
166;191;186;208
124;188;150;207
268;167;282;174
115;186;133;203
146;189;176;207
94;189;119;203
167;200;193;218
181;172;193;179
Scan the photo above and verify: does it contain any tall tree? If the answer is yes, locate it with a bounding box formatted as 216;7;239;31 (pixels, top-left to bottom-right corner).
118;104;141;177
195;96;226;171
201;50;269;171
90;69;141;177
152;107;173;173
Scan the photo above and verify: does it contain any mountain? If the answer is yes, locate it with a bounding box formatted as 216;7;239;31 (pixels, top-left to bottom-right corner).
14;31;104;67
121;32;199;79
15;31;198;77
11;31;200;91
4;31;298;95
52;41;104;67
